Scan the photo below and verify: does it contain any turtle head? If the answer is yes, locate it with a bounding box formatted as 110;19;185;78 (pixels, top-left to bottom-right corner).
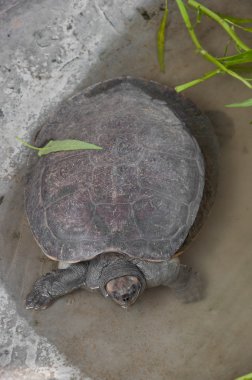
106;276;142;308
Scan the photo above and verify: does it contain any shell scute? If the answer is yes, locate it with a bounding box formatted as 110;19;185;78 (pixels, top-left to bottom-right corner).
133;195;188;243
46;190;95;241
138;151;203;205
41;153;92;205
90;165;140;204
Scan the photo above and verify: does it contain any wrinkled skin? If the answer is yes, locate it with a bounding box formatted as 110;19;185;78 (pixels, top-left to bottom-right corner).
25;258;203;311
106;276;142;308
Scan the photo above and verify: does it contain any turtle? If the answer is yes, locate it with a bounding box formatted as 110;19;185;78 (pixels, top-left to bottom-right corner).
25;77;218;310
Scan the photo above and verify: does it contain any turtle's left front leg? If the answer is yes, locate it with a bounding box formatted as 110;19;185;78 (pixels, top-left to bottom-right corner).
25;262;89;310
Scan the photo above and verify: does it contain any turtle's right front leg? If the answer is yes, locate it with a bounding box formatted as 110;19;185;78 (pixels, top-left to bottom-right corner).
25;262;89;310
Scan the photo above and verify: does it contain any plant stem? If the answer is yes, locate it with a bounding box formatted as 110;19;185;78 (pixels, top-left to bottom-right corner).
175;69;220;92
187;0;251;51
203;52;252;88
16;137;42;150
174;0;252;90
175;0;201;50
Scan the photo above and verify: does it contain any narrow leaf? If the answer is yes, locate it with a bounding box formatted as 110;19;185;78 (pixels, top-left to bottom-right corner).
175;78;204;92
38;139;103;156
225;98;252;108
17;138;102;156
157;0;168;72
228;64;252;75
188;0;251;51
175;69;220;92
231;24;252;33
218;14;252;25
235;373;252;380
220;15;252;32
218;50;252;66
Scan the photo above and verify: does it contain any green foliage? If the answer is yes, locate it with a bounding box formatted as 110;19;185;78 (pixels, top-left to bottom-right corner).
16;137;102;156
235;373;252;380
226;98;252;108
157;0;168;72
218;51;252;66
158;0;252;109
219;14;252;32
175;69;220;92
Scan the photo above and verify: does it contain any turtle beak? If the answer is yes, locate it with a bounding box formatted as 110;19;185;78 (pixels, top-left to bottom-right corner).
116;287;141;308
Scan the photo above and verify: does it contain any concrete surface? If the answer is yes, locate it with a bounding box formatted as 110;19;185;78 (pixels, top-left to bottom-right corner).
1;0;252;379
0;279;83;380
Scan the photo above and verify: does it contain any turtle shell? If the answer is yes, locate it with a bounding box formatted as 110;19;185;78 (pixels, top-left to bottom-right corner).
25;77;212;263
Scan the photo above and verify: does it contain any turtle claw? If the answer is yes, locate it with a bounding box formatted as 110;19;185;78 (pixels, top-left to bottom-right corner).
25;292;53;310
25;274;54;310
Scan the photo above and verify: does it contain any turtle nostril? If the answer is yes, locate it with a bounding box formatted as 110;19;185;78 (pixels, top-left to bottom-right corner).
122;294;130;302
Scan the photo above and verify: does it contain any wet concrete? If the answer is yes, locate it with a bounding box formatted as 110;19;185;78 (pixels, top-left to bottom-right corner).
1;0;252;379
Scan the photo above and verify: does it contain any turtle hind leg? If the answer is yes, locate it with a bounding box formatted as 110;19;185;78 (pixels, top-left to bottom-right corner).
172;266;202;303
25;262;88;310
162;258;202;303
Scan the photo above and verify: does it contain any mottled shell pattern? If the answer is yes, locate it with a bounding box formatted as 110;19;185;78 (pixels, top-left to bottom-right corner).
25;78;206;263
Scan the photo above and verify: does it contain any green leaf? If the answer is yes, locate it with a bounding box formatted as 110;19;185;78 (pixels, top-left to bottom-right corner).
175;78;204;92
222;16;252;32
225;98;252;108
188;0;251;51
235;373;252;380
218;50;252;66
218;14;252;25
16;137;102;156
157;0;168;73
233;24;252;33
175;69;220;92
228;64;252;75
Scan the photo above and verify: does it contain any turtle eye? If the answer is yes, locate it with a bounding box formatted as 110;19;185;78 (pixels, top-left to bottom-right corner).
112;291;119;299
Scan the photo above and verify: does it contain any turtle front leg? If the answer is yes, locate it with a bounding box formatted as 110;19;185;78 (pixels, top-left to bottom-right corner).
25;262;88;310
162;258;202;303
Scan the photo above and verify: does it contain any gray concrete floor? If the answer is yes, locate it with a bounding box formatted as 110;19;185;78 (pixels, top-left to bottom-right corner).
1;0;252;379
